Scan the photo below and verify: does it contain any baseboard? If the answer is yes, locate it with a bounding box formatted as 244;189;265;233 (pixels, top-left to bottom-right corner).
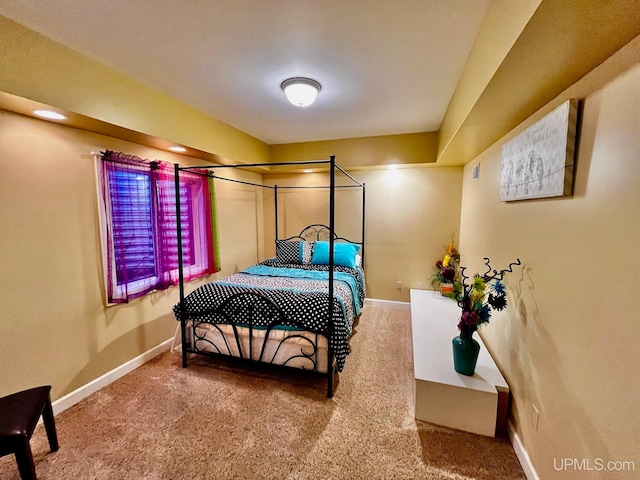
364;298;411;310
52;338;172;415
508;421;539;480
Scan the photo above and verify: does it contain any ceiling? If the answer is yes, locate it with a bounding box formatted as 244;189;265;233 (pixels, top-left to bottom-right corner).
0;0;492;145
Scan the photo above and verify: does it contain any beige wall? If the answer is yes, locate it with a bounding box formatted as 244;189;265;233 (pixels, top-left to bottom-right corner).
270;132;439;168
263;166;463;301
458;45;640;478
437;0;541;160
0;111;263;400
0;15;269;165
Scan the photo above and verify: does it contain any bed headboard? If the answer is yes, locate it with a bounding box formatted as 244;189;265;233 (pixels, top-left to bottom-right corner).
281;224;362;246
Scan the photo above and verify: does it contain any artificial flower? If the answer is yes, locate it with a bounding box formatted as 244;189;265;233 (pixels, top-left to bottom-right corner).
441;267;456;282
429;236;462;298
493;280;506;295
455;258;520;335
488;293;507;311
471;275;486;294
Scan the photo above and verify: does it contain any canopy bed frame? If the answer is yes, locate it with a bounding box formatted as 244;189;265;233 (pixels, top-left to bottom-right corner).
173;155;365;397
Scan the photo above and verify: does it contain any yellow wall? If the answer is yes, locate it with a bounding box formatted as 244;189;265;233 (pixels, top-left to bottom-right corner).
270;132;439;169
263;166;463;301
437;0;541;160
0;15;269;165
437;0;640;166
0;111;264;400
458;40;640;479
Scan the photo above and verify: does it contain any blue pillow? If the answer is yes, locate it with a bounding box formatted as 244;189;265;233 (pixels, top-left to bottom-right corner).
311;241;360;268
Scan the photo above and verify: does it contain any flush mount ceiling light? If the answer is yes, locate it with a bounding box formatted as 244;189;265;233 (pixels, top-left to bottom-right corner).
281;77;321;107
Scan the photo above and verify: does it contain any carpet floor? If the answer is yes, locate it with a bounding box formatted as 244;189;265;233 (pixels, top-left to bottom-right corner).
1;305;525;479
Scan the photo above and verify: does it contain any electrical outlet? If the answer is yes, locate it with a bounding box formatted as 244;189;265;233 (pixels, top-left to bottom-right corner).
532;405;540;431
396;280;402;290
417;282;423;289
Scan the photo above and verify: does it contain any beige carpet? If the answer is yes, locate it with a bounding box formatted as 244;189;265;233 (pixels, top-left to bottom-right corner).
1;306;525;479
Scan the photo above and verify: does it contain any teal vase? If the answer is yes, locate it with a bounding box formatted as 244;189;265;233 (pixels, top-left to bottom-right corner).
452;330;480;376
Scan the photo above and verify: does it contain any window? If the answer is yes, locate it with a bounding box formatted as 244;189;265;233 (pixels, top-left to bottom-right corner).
97;151;218;303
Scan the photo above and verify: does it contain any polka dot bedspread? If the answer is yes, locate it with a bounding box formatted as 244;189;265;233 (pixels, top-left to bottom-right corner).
173;259;366;372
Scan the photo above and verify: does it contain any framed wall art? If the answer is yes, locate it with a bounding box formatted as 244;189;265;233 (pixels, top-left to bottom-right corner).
500;98;579;201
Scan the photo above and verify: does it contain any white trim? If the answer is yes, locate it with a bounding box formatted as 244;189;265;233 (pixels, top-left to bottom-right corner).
509;420;539;480
52;338;172;415
364;298;411;310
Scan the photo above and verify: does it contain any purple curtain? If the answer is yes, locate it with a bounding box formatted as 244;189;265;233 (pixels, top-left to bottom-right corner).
98;151;216;303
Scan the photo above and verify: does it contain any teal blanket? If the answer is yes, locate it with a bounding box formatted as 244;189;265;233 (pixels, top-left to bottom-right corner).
243;265;361;316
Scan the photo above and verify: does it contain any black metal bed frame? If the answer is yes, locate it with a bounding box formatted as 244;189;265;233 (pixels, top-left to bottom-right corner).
173;155;365;397
191;292;321;370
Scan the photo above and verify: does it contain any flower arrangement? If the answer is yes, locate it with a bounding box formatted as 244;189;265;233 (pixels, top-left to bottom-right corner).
455;257;521;335
430;236;461;298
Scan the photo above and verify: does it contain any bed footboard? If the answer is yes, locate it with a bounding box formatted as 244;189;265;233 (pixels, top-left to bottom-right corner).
180;291;336;396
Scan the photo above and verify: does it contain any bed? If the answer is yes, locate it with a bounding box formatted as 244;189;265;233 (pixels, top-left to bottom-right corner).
172;157;366;397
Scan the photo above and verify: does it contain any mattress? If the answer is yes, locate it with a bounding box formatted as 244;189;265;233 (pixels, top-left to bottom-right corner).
171;321;330;373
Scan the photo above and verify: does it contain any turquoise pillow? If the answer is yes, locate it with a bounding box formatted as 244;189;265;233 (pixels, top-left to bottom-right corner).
312;241;360;268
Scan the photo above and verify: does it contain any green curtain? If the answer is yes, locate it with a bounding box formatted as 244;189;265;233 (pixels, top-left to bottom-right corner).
208;176;222;271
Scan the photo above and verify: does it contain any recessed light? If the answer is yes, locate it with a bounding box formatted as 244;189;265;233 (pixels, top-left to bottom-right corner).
33;110;66;120
169;146;186;153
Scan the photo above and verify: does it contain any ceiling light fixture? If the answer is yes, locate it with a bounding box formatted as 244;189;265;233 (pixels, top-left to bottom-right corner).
169;146;186;153
281;77;321;107
33;110;66;121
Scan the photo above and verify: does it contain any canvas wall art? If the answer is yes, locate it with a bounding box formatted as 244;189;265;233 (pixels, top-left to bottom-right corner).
500;99;579;201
